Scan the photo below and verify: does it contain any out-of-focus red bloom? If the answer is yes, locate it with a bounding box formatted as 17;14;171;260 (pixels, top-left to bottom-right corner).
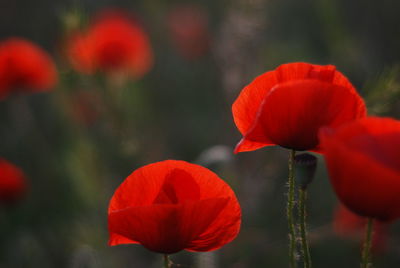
0;38;57;100
167;5;210;60
333;203;388;254
232;62;367;153
67;10;153;78
320;117;400;221
0;159;27;204
108;160;241;254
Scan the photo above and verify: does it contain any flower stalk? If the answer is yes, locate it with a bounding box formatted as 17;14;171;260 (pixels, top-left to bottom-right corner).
164;254;172;268
298;188;312;268
361;218;374;268
287;149;297;268
294;153;317;268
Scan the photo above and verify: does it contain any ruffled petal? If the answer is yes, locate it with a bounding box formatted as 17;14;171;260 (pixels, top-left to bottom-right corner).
108;160;241;253
243;80;366;151
320;118;400;220
108;198;229;253
154;168;200;204
232;70;278;136
108;204;182;253
232;62;364;153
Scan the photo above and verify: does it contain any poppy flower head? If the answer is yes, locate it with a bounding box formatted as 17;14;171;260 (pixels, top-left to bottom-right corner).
67;10;153;78
0;38;57;99
0;159;27;204
320;117;400;221
108;160;241;254
232;62;366;153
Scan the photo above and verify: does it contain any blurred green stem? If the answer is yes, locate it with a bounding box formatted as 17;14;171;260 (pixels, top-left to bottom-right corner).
298;188;312;268
361;218;374;268
287;149;297;268
164;254;172;268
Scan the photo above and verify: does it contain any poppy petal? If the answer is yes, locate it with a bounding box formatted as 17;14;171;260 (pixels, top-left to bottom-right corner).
232;62;365;153
232;70;278;137
154;168;200;204
0;38;57;96
242;80;366;151
274;62;315;82
108;160;241;253
320;117;400;220
108;197;229;254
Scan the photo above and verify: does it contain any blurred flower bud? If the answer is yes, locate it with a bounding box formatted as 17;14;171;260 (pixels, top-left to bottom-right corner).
294;153;317;189
0;158;28;205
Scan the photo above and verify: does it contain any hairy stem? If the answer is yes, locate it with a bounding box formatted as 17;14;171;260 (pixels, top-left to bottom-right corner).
287;149;297;268
164;254;172;268
298;188;312;268
361;218;374;268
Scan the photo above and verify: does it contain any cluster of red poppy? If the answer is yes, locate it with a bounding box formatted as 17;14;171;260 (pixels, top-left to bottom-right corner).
0;10;154;103
1;5;398;265
232;62;400;233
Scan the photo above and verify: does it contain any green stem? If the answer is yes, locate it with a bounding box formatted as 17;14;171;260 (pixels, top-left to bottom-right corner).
361;218;374;268
163;254;171;268
163;254;172;268
287;149;297;268
298;188;312;268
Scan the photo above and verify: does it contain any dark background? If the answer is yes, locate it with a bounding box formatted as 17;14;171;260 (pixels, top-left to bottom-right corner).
0;0;399;267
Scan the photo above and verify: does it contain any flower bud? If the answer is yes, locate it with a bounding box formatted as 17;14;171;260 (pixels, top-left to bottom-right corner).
294;153;317;189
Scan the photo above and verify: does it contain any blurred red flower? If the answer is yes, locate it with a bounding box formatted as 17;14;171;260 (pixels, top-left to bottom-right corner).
0;38;57;100
232;62;366;153
167;4;210;60
333;203;388;254
67;10;153;78
320;117;400;221
0;158;27;204
108;160;241;254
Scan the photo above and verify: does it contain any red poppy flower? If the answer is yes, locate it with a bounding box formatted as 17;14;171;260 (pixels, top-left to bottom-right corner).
232;62;367;153
333;203;388;254
167;4;210;60
0;159;27;204
320;117;400;221
0;38;57;99
67;10;153;78
108;160;241;254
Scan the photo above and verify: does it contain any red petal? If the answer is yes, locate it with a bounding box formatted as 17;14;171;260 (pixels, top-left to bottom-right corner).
0;159;27;203
320;117;400;220
0;38;57;95
108;160;241;252
108;198;229;254
232;62;363;153
232;69;278;137
242;80;366;151
68;10;153;77
154;168;200;204
274;62;315;82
